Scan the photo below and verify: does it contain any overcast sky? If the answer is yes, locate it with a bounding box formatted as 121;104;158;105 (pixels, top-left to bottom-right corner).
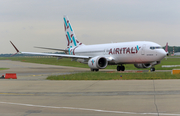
1;0;180;54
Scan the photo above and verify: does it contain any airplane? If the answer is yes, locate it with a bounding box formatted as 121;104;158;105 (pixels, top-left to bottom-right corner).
11;15;167;72
165;42;169;56
164;43;180;56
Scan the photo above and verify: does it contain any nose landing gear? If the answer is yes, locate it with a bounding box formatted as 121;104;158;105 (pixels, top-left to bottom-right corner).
117;65;125;71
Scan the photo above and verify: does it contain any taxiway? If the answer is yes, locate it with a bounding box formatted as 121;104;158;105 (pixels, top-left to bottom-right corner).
0;60;180;116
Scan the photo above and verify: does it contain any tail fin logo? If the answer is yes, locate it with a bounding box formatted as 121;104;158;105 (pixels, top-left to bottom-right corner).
63;16;84;49
64;17;77;47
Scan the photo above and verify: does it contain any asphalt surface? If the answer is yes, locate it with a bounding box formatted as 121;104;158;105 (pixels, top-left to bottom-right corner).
0;60;180;116
0;60;89;80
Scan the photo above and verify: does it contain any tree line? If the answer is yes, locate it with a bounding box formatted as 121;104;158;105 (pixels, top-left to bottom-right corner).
163;46;180;54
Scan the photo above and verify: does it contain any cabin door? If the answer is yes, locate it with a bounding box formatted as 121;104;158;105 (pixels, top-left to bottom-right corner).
141;44;146;55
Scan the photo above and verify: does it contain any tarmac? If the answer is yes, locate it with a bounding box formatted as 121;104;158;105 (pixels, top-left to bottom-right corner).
0;60;180;116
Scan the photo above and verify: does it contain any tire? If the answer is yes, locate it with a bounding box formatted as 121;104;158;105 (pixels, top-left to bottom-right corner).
121;66;125;71
117;66;121;71
91;68;94;71
95;69;99;72
150;67;155;72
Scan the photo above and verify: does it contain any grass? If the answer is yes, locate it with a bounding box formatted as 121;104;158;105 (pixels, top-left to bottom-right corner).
0;57;89;68
47;72;180;80
0;68;9;71
1;57;180;80
0;57;180;70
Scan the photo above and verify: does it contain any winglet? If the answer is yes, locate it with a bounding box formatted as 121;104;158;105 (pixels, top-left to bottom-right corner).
10;41;20;56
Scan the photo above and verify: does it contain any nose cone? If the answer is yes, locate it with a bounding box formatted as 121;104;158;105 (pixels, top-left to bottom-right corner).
158;49;167;60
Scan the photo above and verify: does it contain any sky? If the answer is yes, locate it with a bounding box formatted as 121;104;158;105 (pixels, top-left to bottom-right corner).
1;0;180;54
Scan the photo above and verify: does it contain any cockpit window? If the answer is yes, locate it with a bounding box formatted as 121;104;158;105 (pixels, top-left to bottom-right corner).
150;46;162;50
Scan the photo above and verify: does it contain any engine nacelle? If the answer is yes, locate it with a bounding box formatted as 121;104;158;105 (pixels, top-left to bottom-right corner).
134;61;161;69
88;56;108;69
134;63;151;69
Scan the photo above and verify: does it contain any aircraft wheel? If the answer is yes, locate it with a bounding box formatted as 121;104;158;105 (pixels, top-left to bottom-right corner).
117;66;121;71
150;67;155;72
91;68;94;71
121;66;125;71
91;69;99;72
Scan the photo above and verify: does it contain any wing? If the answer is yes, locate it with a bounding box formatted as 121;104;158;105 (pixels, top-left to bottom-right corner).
21;52;89;58
34;46;68;52
10;41;90;59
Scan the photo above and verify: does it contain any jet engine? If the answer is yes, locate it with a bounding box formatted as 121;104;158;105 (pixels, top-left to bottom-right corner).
134;61;161;69
88;56;108;69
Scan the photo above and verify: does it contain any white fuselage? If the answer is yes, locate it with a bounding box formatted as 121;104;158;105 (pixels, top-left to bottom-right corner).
70;41;166;64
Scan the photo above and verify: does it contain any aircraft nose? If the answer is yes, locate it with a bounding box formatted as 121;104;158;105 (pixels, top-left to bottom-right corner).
159;50;167;59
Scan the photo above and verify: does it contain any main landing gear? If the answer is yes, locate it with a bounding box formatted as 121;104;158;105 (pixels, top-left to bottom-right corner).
117;65;125;71
150;67;155;72
91;68;99;72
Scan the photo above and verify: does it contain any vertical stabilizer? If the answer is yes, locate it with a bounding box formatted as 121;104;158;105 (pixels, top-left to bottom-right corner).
165;42;169;56
63;16;84;48
165;42;168;53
